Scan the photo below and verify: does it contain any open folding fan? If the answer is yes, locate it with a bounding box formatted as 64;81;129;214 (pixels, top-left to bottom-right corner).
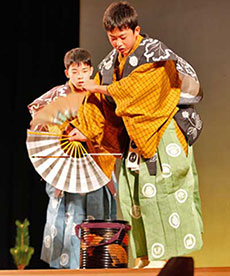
26;92;110;193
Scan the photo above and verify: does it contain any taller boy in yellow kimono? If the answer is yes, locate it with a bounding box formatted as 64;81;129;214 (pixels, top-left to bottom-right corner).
69;1;203;268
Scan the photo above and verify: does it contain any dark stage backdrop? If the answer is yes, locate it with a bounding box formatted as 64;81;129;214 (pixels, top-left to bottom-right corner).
0;0;80;269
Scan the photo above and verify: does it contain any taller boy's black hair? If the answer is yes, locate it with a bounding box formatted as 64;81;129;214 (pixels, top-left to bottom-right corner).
103;1;138;32
64;48;92;69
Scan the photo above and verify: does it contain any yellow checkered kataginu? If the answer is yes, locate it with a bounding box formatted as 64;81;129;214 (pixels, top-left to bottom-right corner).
74;35;188;159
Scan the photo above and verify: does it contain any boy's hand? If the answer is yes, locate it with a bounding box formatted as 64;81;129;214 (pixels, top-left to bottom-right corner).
68;128;87;141
82;79;98;93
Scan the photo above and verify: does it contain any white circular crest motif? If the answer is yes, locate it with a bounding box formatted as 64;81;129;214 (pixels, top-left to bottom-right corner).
151;243;165;259
166;143;181;157
44;235;51;248
162;163;172;178
51;225;57;238
71;223;77;235
60;253;69;266
129;56;138;67
184;234;196;249
182;111;189;118
130;205;141;219
169;212;180;229
142;183;157;198
175;189;188;203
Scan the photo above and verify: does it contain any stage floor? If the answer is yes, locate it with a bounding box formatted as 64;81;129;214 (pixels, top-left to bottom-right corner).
0;267;230;276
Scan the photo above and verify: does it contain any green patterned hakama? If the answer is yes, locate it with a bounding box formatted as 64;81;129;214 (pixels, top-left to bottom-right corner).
119;120;203;261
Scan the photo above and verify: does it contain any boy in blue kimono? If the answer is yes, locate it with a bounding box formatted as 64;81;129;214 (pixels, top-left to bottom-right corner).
28;48;117;269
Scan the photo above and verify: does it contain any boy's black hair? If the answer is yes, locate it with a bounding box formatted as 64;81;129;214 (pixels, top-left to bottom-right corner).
103;1;138;32
64;48;92;69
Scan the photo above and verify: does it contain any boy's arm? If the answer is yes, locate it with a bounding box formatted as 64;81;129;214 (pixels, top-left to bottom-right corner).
82;80;110;95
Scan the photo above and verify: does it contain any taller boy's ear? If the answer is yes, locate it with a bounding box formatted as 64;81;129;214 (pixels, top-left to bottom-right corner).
135;25;141;36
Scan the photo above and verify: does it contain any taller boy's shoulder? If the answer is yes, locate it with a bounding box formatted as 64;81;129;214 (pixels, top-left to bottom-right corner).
127;36;199;81
98;36;171;64
99;35;198;81
97;36;178;74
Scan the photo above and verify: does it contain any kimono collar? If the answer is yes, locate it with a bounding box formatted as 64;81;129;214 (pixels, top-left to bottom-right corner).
118;35;144;64
68;80;85;94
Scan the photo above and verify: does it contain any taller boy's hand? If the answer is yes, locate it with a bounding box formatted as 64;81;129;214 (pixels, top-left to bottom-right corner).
83;80;110;95
68;128;87;141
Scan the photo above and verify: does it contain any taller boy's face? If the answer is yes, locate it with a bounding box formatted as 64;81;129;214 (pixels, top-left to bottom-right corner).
65;62;93;90
107;26;140;56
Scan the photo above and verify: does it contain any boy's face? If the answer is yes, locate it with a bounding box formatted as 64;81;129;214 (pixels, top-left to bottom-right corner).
65;62;93;90
107;26;140;56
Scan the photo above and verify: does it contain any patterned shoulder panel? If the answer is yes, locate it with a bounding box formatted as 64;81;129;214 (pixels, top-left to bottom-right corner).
28;84;71;117
98;49;117;73
138;38;199;82
98;49;118;85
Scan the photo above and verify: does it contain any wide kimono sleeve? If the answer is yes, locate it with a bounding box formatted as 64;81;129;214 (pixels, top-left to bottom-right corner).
107;60;182;158
70;73;126;178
